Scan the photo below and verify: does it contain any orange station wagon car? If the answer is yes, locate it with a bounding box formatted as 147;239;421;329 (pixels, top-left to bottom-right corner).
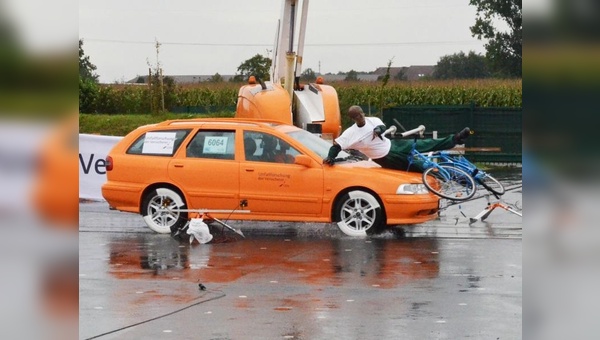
101;118;440;237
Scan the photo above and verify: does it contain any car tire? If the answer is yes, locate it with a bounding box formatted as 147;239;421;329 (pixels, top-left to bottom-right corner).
141;187;188;234
334;190;383;237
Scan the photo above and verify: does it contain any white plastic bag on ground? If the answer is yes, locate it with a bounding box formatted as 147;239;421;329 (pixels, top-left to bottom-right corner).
187;218;213;244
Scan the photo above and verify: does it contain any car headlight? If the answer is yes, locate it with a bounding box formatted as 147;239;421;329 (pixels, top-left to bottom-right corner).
396;183;429;195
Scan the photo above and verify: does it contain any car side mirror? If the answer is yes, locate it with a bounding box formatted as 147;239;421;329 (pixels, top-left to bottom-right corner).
294;154;312;167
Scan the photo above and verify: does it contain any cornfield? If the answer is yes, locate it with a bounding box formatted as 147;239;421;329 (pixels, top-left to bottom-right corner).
334;79;521;110
81;79;521;114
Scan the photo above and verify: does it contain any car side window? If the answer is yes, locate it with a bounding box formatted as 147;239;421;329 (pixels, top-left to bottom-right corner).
127;129;191;156
243;131;300;164
275;139;300;164
243;134;258;161
187;130;235;160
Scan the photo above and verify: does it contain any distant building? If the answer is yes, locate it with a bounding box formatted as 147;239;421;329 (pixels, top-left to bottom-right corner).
373;65;435;81
317;74;380;82
126;65;435;84
127;74;236;84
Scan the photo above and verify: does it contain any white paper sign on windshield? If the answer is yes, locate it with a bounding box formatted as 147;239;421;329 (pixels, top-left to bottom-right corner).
203;136;228;154
142;132;177;154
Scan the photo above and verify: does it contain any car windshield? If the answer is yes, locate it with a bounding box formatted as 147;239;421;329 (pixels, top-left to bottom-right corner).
286;129;349;159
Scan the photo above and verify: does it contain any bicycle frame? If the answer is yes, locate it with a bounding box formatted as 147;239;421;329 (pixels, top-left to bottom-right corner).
407;141;452;179
402;128;476;201
435;151;482;179
428;151;505;197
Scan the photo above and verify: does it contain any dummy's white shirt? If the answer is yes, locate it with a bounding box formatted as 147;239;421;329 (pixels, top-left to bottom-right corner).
334;117;391;159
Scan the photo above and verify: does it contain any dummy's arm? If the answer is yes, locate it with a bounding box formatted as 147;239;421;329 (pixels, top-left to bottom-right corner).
373;125;386;140
323;143;342;165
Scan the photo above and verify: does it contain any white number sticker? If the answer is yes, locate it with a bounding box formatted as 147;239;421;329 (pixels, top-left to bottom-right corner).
203;136;228;154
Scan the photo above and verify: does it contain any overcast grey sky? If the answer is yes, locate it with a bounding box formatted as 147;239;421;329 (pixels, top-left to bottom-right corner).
78;0;489;83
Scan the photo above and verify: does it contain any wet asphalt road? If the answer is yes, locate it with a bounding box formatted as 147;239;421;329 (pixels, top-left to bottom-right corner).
80;174;522;340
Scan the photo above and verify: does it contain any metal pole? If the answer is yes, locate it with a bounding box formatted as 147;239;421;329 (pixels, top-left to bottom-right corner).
295;0;309;78
285;53;295;100
288;1;296;53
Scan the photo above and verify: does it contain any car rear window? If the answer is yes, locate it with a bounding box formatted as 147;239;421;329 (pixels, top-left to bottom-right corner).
126;129;191;156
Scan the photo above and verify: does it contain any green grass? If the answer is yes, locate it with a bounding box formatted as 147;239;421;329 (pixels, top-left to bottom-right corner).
79;112;234;136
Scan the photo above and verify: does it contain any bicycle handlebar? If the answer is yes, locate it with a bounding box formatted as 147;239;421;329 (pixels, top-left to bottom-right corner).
383;125;397;136
400;125;425;138
382;124;425;139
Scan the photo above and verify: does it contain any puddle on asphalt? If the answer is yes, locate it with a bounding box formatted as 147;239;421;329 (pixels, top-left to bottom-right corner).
107;233;441;289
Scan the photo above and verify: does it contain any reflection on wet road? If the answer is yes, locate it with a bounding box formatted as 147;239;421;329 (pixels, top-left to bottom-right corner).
106;234;440;288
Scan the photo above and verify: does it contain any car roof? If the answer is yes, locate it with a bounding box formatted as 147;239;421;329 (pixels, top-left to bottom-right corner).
150;118;289;129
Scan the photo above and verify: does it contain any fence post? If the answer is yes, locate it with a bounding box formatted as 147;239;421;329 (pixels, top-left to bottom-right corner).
469;102;475;128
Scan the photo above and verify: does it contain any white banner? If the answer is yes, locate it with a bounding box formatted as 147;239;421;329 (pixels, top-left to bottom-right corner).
79;134;122;200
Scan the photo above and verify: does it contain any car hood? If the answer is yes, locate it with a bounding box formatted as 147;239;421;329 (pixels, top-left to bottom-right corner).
335;159;423;182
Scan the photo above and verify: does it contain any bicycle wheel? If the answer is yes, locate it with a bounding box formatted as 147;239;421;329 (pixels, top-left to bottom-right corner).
422;165;476;201
476;173;505;196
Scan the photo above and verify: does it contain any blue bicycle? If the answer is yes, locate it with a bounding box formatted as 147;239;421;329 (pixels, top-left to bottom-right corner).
434;150;506;196
391;125;477;201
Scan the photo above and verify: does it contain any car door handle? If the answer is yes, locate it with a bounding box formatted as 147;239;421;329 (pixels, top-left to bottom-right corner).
173;164;184;168
245;168;254;172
